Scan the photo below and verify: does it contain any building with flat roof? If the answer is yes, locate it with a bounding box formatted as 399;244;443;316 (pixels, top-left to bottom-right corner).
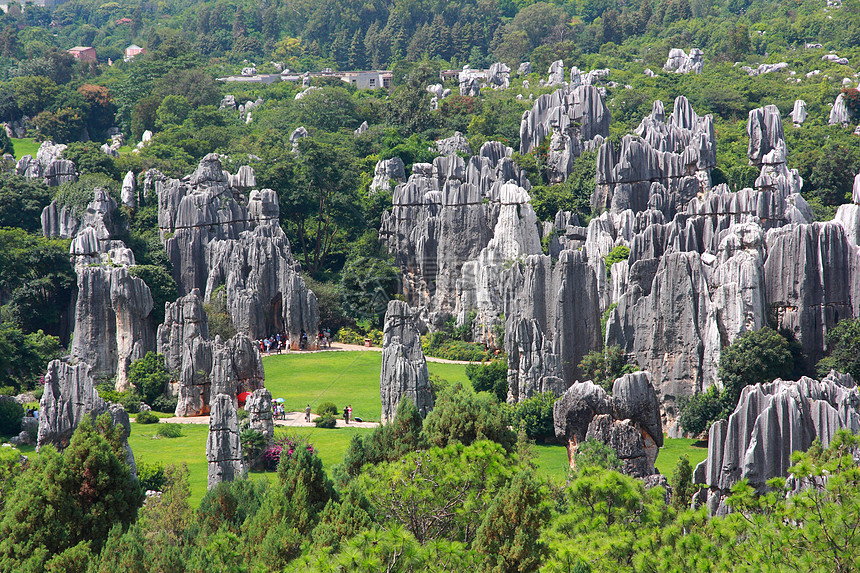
68;46;97;63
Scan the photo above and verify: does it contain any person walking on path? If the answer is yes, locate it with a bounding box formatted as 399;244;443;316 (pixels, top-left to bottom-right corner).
305;404;311;423
343;405;350;424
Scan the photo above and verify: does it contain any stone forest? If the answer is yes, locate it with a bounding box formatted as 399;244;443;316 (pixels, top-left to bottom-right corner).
1;0;860;569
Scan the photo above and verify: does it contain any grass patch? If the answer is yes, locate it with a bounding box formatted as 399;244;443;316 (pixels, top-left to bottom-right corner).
263;351;468;422
11;137;40;160
128;422;210;506
533;443;570;484
656;437;708;476
128;420;373;507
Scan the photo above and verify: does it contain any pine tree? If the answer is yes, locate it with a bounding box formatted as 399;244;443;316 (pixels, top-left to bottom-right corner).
348;29;367;70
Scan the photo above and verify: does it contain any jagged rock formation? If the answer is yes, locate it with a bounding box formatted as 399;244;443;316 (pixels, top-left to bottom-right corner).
458;66;484;96
829;93;851;126
789;99;807;126
157;289;265;417
501;249;603;401
45;188;157;391
693;371;860;515
593;97;716;214
748;105;803;195
553;371;663;477
546;60;566;86
487;62;511;89
519;84;610;183
381;141;533;331
290;126;308;152
16;141;77;187
436;131;471;156
155;154;318;346
246;388;274;444
518;62;532;75
370;157;406;193
207;393;245;488
740;62;788;76
664;48;704;74
38;359;136;472
380;300;433;423
121;171;136;208
354;120;369;136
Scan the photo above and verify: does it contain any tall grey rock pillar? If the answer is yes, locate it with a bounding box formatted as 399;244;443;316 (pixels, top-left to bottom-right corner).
246;388;274;445
207;393;245;489
380;300;433;423
38;359;136;473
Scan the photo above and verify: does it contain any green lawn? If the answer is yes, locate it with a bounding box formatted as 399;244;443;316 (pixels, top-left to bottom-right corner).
262;351;469;422
11;137;40;160
655;437;708;476
128;421;373;507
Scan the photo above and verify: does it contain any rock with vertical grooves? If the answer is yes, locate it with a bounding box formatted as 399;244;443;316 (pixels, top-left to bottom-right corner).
246;388;274;444
121;171;136;208
207;393;245;489
663;48;704;74
370;157;406;193
37;359;136;473
153;154;318;346
789;100;807;126
380;301;433;424
693;371;860;515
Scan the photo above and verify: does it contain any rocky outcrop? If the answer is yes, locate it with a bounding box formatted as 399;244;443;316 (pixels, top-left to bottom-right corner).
518;62;532;75
693;371;860;515
458;66;484;96
664;48;704;74
487;62;511;89
155;154;318;346
593;97;716;214
380;300;433;423
370;157;406;193
748;105;803;195
58;188;155;391
38;360;135;472
121;171;136;208
520;85;610;183
436;131;471;156
553;371;663;477
16;141;77;187
246;388;274;444
546;60;566;86
41;200;80;239
829;93;851;126
381;141;532;327
157;289;265;417
501;249;603;401
207;393;245;489
789;100;807;126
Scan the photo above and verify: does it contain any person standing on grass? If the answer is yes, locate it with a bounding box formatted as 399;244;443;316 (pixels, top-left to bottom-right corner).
305;404;311;423
343;405;349;424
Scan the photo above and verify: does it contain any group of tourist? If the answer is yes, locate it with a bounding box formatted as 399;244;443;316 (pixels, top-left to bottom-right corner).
273;403;286;420
24;407;39;419
258;328;335;354
259;332;289;354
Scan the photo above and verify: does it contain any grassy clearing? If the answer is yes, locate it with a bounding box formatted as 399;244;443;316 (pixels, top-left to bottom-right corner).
128;420;372;507
11;137;40;160
656;437;708;476
262;351;469;422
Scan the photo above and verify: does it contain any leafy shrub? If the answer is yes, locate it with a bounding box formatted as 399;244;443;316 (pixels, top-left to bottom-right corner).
603;245;630;276
336;326;383;346
314;414;337;429
678;385;724;437
240;428;268;467
128;351;171;406
316;401;338;417
422;334;489;361
151;394;177;414
422;382;516;453
237;408;250;421
575;438;621;472
816;318;860;381
0;399;23;436
155;423;183;438
137;460;166;492
510;391;557;441
135;410;159;424
466;359;508;402
120;392;142;414
578;346;639;391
